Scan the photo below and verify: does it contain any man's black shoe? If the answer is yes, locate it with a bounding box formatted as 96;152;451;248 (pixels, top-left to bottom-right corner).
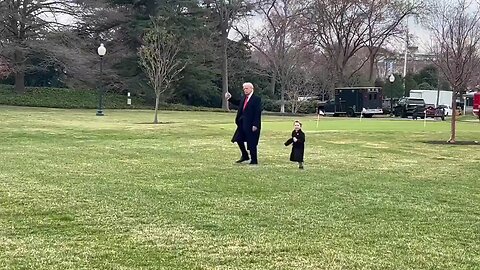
236;157;249;163
249;161;258;165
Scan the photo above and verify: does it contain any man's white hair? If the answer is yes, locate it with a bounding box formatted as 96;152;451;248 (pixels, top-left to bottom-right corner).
243;82;254;89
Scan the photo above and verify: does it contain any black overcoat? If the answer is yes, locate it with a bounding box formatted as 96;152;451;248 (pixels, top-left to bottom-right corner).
230;94;262;150
284;129;305;162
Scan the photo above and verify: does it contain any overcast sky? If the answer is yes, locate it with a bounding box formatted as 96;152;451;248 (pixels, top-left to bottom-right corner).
407;17;431;52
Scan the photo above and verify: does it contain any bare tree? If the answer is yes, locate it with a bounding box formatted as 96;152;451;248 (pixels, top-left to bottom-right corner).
138;18;187;124
425;0;480;143
300;0;418;86
285;67;316;113
301;0;368;86
308;53;335;101
204;0;252;110
235;0;307;112
0;0;77;94
285;47;331;113
364;0;421;82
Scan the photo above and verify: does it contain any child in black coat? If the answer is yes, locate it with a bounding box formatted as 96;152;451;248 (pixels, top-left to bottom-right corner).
284;120;305;169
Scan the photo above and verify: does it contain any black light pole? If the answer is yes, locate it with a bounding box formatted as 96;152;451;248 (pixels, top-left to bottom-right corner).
96;43;106;116
389;74;395;116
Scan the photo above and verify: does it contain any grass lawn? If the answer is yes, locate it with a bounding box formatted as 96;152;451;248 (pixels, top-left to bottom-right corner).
0;105;479;269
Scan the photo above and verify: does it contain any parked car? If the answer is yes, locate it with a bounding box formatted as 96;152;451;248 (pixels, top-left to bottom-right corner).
394;97;426;118
382;98;398;115
437;104;452;116
425;104;446;120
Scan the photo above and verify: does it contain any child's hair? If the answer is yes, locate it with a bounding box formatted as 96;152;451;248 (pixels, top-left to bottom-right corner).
294;120;302;127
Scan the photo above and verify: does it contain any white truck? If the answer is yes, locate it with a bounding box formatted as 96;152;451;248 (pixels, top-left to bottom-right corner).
409;89;453;115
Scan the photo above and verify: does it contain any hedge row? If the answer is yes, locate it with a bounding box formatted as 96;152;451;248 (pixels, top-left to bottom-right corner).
0;85;225;112
0;85;147;109
263;98;318;114
0;85;318;114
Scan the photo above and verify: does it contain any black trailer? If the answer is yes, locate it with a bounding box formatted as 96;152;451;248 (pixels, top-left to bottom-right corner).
319;87;384;117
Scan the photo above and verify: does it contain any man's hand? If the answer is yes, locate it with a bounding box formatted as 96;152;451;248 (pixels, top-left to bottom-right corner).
252;126;258;132
225;92;232;100
293;137;298;142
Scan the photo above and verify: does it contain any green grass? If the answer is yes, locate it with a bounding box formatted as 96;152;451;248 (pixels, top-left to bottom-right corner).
0;105;479;269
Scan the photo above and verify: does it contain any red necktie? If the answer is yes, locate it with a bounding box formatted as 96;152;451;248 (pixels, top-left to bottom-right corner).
243;96;249;110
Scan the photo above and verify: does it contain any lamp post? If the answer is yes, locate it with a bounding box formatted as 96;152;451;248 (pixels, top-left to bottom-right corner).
389;74;395;116
96;43;107;116
389;74;395;84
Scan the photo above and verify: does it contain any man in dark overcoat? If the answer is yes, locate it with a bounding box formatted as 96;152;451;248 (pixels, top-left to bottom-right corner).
226;82;262;165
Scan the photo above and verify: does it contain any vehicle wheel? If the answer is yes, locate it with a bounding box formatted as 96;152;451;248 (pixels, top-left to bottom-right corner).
346;109;356;117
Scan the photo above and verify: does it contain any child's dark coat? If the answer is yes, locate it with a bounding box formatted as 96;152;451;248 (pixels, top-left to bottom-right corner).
284;129;305;162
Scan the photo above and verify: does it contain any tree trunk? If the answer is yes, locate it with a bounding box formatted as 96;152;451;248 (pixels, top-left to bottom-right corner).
336;62;345;87
270;72;276;96
14;48;26;94
368;49;376;83
280;85;285;113
154;95;160;124
14;70;25;94
221;27;229;111
448;92;457;143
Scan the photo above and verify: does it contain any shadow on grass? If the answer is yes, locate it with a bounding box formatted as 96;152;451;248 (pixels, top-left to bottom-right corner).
423;140;480;146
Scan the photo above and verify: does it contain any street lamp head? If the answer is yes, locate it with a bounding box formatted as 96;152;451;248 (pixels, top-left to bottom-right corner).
389;74;395;83
97;43;106;57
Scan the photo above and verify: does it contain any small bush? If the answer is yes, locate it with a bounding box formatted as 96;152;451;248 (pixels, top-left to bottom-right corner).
296;100;318;114
262;98;281;112
263;98;318;114
157;102;231;112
